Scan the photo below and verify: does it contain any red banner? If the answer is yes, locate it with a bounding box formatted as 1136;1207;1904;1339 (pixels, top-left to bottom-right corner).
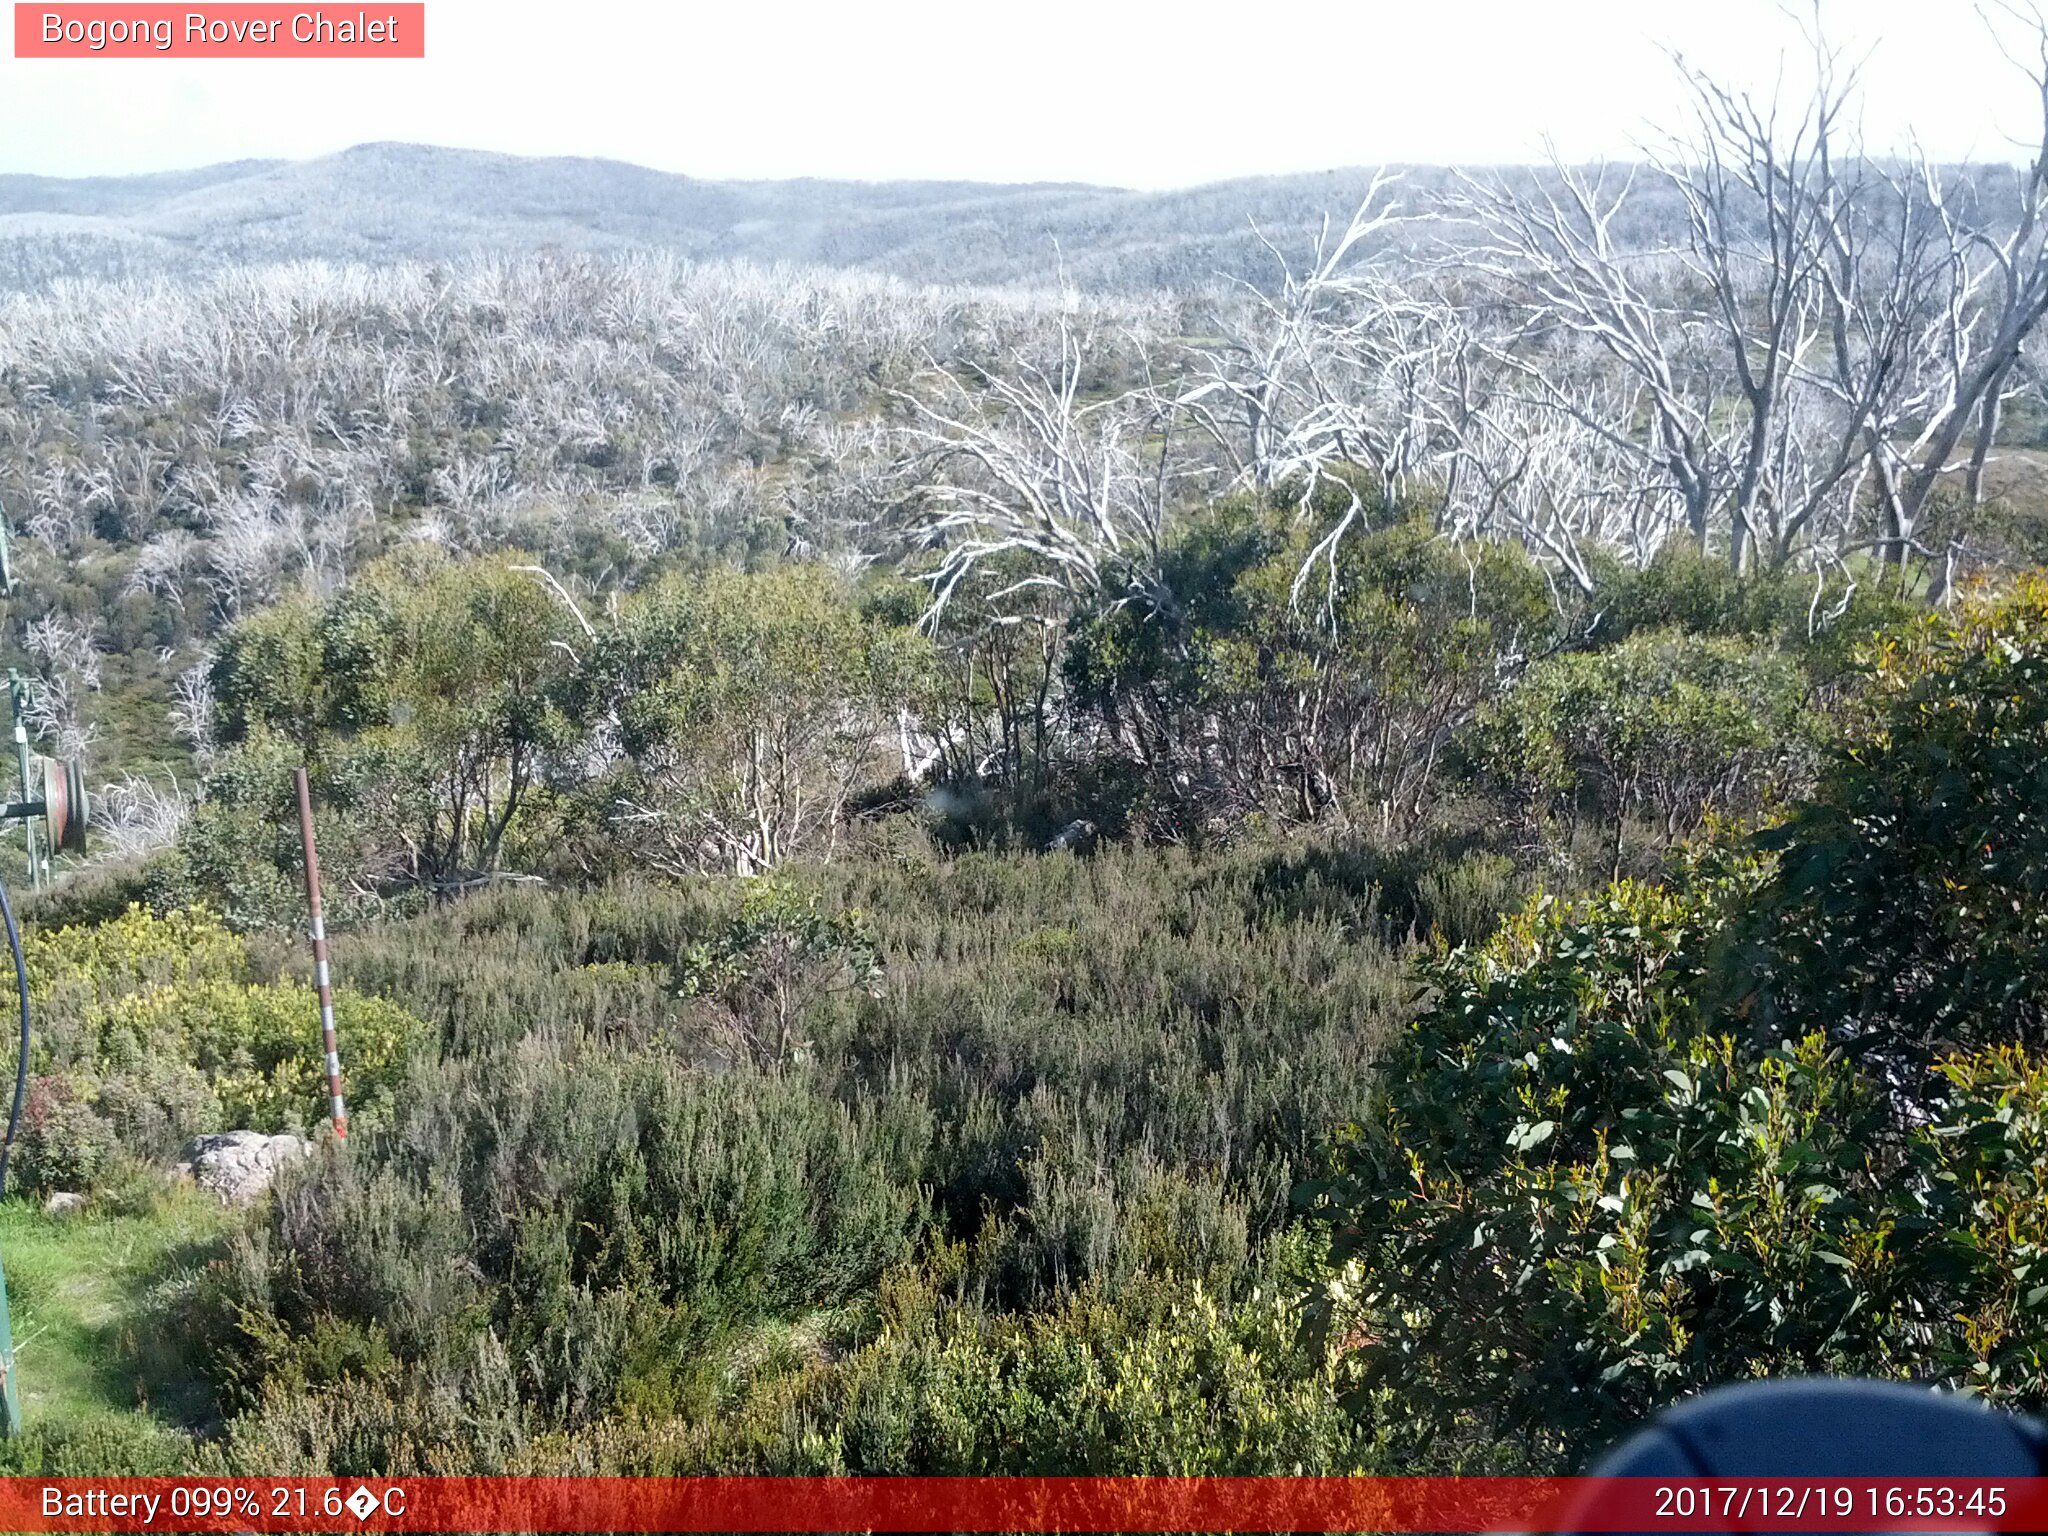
0;1476;2044;1532
14;5;424;57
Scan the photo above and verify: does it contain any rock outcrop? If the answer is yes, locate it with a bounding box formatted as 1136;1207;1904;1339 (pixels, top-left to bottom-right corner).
180;1130;311;1204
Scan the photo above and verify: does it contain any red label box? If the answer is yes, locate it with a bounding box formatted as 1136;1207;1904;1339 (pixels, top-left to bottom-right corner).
4;1476;2048;1533
14;4;424;56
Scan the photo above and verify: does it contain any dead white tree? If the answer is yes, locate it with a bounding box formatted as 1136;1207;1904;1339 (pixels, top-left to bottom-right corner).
168;653;218;765
1444;373;1673;594
1456;161;1747;565
1458;8;2048;584
91;772;190;858
1853;57;2048;580
894;305;1189;624
1175;175;1408;489
1655;49;1872;570
19;613;104;764
1176;177;1482;592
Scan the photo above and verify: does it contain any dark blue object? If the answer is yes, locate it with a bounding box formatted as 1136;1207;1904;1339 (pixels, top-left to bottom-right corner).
1594;1379;2048;1477
1560;1379;2048;1534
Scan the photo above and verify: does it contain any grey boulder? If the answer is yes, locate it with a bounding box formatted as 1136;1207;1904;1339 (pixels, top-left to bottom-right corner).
181;1130;312;1204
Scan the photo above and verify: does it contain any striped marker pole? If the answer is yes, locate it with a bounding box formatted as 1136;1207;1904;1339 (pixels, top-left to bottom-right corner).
295;766;347;1140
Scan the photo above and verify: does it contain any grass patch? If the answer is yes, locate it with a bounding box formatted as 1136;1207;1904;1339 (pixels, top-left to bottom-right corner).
0;1183;240;1438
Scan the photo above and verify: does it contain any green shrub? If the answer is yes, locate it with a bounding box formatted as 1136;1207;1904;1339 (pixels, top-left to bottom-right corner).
1302;879;1912;1464
1064;511;1557;835
211;1260;1375;1479
1410;849;1527;947
720;1279;1371;1475
1462;629;1815;869
1306;866;2048;1467
188;845;1415;1467
679;877;882;1066
93;1061;220;1165
1593;544;1916;666
210;1044;931;1432
28;905;246;1030
13;1074;120;1196
98;979;424;1134
15;905;429;1181
1735;575;2048;1085
1907;1046;2048;1403
574;565;930;878
0;1415;201;1476
14;857;168;931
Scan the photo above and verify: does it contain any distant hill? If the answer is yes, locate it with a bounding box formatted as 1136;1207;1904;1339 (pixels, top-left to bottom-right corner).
0;143;1465;291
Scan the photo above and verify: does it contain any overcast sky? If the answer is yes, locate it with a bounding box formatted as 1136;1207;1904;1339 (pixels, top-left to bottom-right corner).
0;0;2039;187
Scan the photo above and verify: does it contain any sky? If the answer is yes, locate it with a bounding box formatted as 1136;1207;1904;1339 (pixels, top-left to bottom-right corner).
0;0;2040;187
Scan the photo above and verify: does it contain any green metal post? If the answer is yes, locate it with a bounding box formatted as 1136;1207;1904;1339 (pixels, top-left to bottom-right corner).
6;675;33;895
0;1253;20;1435
0;522;30;895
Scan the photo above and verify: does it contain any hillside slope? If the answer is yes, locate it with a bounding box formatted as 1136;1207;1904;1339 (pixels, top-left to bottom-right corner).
0;143;1422;290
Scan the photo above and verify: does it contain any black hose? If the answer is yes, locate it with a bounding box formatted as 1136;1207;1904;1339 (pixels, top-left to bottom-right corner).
0;878;28;1200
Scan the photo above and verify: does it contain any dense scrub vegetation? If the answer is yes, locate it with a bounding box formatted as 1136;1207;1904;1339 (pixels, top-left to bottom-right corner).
188;850;1407;1473
10;22;2048;1475
0;219;2028;1478
7;531;2047;1478
13;906;421;1197
1309;579;2048;1464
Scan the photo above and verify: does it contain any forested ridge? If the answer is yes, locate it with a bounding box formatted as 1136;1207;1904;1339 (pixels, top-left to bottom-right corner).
2;29;2048;1479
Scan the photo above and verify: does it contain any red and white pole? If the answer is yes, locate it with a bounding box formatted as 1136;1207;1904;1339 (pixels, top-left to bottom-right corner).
295;766;347;1140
